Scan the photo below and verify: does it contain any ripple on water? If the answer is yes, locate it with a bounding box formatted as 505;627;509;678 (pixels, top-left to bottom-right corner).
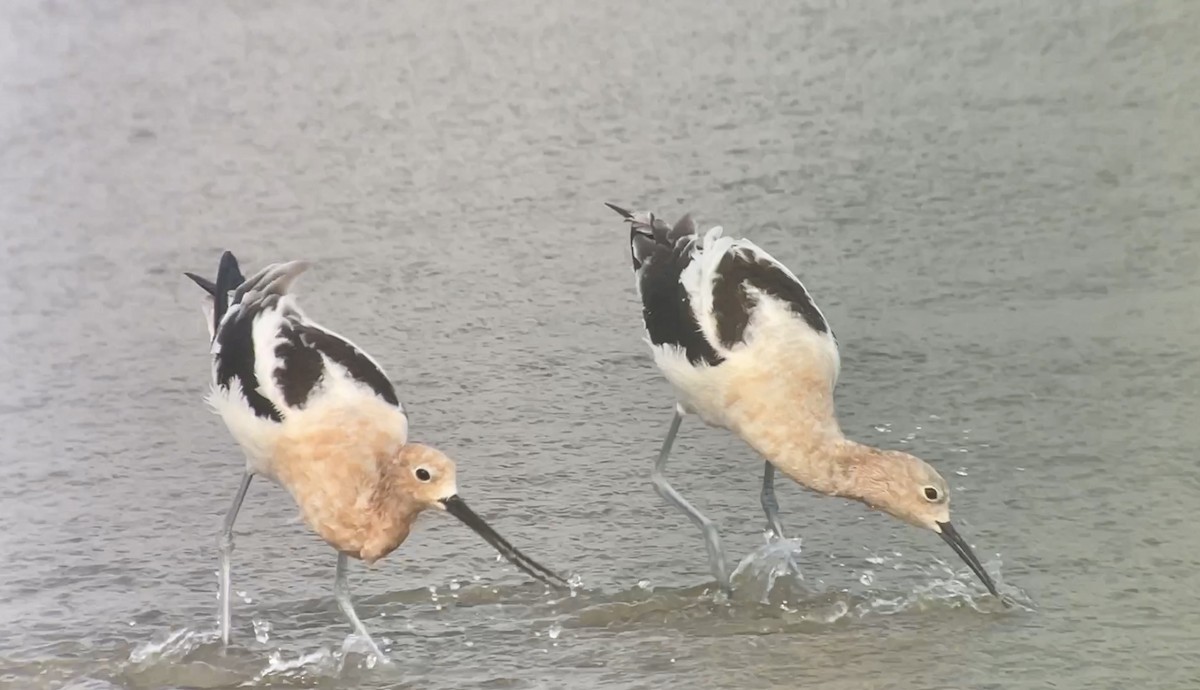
0;563;1034;689
121;626;385;688
554;540;1031;636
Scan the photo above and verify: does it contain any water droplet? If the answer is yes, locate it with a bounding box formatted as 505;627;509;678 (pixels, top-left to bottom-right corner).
636;579;651;590
547;624;562;640
670;658;676;663
955;468;968;476
252;618;271;644
859;571;875;586
929;414;940;420
1016;467;1026;471
449;580;461;591
568;573;584;589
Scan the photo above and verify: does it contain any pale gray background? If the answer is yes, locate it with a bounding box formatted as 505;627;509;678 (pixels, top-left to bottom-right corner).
1;0;1198;688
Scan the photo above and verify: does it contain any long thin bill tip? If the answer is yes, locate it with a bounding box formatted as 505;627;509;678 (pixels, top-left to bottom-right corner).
604;202;633;218
937;521;1002;599
440;495;572;591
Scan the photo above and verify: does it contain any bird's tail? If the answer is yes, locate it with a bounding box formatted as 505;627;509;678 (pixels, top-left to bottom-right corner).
605;202;696;271
184;251;245;341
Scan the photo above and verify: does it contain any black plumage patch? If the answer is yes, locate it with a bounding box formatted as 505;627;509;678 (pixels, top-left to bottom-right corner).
711;250;828;348
274;321;325;408
638;238;724;367
295;325;399;406
609;204;723;366
214;310;282;422
211;251;245;337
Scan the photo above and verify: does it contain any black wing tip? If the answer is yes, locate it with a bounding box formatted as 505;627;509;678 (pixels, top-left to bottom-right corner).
183;271;217;296
605;202;634;219
184;252;245;294
210;250;248;334
216;251;245;285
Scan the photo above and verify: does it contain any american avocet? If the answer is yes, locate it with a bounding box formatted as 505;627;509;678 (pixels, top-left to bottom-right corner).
184;252;569;661
606;203;1001;599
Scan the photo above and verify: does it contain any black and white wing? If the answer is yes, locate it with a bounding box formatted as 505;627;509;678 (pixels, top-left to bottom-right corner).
187;252;405;429
606;203;724;367
608;204;839;388
690;229;840;389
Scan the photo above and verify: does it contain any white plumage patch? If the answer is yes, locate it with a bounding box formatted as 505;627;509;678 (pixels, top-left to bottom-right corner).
648;221;842;429
206;379;283;475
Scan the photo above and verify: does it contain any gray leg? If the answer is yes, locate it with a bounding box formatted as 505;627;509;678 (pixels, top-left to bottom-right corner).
651;406;731;595
334;553;390;664
218;472;253;646
760;461;785;539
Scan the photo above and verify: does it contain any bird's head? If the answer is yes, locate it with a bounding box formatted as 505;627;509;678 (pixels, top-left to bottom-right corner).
849;448;1001;599
395;443;459;507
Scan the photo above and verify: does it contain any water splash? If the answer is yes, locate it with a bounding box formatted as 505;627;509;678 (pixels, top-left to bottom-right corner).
729;537;805;603
819;599;850;623
127;628;219;665
252;647;339;683
252;618;271;644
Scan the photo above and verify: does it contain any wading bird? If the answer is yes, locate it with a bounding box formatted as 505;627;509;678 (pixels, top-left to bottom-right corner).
606;203;1001;599
185;252;568;661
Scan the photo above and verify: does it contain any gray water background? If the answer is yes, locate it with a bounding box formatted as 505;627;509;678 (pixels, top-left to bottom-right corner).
1;0;1199;688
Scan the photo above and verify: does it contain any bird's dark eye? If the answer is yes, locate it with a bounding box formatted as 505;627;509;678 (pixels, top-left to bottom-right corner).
923;486;940;501
415;468;431;482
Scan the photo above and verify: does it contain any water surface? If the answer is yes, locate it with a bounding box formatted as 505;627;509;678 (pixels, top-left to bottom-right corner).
1;0;1199;688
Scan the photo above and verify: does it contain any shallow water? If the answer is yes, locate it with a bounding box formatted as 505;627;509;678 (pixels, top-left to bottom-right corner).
1;0;1199;687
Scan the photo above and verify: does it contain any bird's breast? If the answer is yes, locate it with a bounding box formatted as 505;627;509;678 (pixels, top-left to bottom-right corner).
271;406;407;557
